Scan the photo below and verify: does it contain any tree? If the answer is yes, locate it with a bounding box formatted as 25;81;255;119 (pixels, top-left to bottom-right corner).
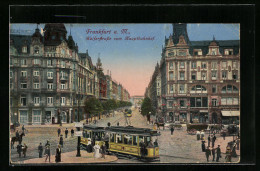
84;97;103;121
141;97;153;118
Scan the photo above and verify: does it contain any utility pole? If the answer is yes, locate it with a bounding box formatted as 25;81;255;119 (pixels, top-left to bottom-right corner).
76;93;81;157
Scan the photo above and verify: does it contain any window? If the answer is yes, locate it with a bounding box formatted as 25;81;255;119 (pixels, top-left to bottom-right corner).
221;85;239;93
233;71;238;80
211;48;216;55
190;97;208;107
22;46;27;53
169;62;173;70
33;110;41;123
169;84;174;94
61;60;65;68
34;83;40;89
10;71;13;78
10;83;13;89
19;110;28;124
179;51;186;56
227;97;233;105
201;72;207;80
33;71;39;76
212;85;217;93
225;49;233;55
180;100;185;107
212;99;218;107
168;52;174;56
222;71;227;79
34;47;39;54
52;35;56;40
47;72;53;79
133;136;138;146
10;59;13;66
47;59;53;67
110;133;115;142
180;72;185;80
116;134;122;143
191;72;196;80
21;83;27;89
34;97;40;105
211;71;217;80
191;85;207;93
180;62;185;69
20;96;27;106
61;84;66;89
169;72;174;80
211;62;217;69
47;83;53;90
222;62;227;69
21;71;27;77
201;62;207;69
21;59;27;66
61;49;65;55
221;97;239;105
233;98;239;105
47;97;53;105
198;51;202;55
191;62;196;69
34;59;40;65
179;84;184;93
61;97;65;106
233;61;237;68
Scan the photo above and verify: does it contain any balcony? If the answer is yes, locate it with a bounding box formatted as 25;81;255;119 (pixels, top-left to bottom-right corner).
60;76;68;81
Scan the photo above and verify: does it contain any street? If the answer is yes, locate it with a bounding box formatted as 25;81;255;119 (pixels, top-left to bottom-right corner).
10;107;240;164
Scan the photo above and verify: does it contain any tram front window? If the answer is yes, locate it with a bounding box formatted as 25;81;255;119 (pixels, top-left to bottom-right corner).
110;133;115;142
133;136;138;146
116;134;122;143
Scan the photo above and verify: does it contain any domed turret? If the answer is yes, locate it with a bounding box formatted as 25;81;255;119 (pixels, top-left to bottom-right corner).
43;23;67;45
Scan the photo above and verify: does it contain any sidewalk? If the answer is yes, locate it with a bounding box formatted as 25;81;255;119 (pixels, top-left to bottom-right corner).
20;150;118;164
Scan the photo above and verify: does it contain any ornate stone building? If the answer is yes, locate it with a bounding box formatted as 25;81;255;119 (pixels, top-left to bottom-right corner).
146;24;240;124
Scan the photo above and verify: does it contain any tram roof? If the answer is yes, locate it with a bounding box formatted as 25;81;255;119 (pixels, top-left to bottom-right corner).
83;125;105;131
105;126;160;136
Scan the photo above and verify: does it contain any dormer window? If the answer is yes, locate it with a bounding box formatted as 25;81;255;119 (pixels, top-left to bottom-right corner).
193;49;202;56
22;46;27;53
211;48;216;55
225;49;233;55
34;46;39;54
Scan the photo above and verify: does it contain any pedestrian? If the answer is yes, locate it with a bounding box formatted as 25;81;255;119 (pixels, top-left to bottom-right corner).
16;130;19;139
201;140;206;152
222;131;226;140
236;138;240;150
216;145;221;162
22;143;28;158
211;135;215;148
16;142;22;158
225;146;232;162
231;142;237;157
65;128;68;138
170;126;174;135
93;143;101;159
213;134;217;142
38;142;43;158
196;131;201;140
200;130;205;140
71;128;74;137
57;128;61;137
59;135;63;147
45;145;51;162
22;125;25;134
154;139;158;147
55;144;61;162
205;146;211;162
117;122;119;126
45;140;50;147
211;147;216;161
101;144;106;159
208;135;211;147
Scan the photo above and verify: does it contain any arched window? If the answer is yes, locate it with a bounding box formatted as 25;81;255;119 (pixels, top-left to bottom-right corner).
191;85;207;93
34;46;39;54
221;85;239;93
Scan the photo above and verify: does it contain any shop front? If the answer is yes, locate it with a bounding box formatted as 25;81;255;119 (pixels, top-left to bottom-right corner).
221;110;240;124
180;112;187;122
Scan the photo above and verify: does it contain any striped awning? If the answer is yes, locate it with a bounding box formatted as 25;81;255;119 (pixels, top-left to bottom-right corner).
222;111;240;117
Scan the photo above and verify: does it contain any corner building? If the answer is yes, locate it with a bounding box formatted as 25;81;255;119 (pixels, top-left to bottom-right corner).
147;24;240;124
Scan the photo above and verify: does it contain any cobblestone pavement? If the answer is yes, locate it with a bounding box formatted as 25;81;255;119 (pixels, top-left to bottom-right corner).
10;107;240;164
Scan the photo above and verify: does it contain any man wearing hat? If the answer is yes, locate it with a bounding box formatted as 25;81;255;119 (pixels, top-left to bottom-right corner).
55;144;61;162
216;145;221;162
45;145;51;162
205;146;211;162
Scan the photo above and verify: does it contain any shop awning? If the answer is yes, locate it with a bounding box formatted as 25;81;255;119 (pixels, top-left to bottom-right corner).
222;111;240;117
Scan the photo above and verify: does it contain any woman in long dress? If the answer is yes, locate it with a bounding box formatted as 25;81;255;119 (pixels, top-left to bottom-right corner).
93;143;101;159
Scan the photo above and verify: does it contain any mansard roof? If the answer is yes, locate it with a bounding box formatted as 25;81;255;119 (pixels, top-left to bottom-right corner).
10;34;32;54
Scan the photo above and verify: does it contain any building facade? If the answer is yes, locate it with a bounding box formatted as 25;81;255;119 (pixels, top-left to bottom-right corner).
145;24;240;124
10;24;130;125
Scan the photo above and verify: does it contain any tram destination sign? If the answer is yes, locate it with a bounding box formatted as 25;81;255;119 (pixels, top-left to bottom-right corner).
75;131;83;137
74;122;83;128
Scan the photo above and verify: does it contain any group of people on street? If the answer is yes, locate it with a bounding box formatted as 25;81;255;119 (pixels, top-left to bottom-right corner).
196;130;205;141
201;132;221;162
207;134;217;147
225;138;240;162
57;128;74;138
37;140;62;163
204;145;222;162
16;142;28;158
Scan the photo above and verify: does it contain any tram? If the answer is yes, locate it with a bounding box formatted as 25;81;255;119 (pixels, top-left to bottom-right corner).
80;125;106;148
106;126;160;160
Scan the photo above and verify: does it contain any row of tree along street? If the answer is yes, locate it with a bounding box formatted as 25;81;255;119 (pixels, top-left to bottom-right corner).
84;97;132;122
140;97;155;123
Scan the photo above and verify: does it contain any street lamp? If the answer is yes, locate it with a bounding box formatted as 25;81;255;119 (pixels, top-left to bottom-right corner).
76;93;83;157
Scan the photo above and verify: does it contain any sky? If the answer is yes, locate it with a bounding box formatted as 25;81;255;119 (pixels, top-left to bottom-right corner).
10;24;240;96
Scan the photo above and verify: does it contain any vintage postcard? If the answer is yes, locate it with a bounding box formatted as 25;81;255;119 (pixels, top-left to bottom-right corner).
9;23;240;164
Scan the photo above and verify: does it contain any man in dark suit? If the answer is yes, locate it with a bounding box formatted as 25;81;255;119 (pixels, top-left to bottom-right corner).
216;145;221;162
55;145;61;162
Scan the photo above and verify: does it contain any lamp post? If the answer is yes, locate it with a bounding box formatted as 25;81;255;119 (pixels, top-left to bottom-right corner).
76;93;82;157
